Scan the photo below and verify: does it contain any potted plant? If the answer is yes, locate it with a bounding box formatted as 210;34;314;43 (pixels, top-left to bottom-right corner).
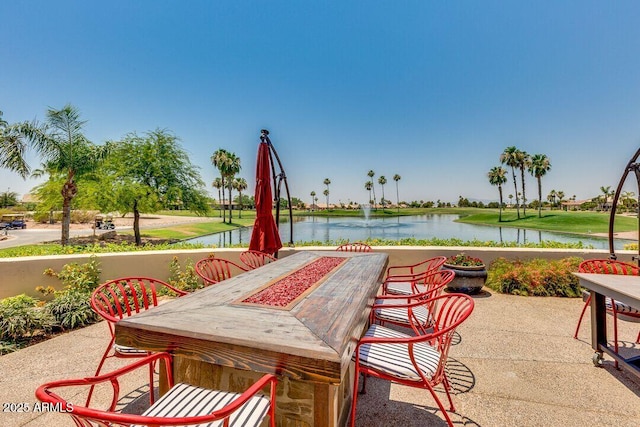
443;253;487;294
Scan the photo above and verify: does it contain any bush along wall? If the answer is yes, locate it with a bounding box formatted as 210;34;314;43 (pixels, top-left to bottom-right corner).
485;257;583;297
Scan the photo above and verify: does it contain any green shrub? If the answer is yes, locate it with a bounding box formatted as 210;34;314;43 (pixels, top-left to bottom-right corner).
43;255;102;294
486;257;583;297
45;289;99;330
0;295;55;341
166;257;202;293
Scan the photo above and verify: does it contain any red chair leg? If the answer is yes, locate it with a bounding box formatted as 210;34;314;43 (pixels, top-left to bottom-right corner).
636;330;640;343
574;296;591;339
350;369;362;427
86;337;115;406
425;382;455;427
442;375;456;412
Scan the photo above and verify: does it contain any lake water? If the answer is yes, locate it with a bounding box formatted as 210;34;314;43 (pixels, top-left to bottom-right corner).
187;214;631;250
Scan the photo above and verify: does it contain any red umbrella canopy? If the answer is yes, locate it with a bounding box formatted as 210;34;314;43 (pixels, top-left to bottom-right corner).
249;142;283;255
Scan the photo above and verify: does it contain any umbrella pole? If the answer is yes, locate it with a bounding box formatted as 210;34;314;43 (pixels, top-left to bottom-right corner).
261;130;294;251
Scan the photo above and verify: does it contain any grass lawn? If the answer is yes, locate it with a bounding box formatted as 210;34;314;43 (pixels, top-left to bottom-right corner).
457;209;637;234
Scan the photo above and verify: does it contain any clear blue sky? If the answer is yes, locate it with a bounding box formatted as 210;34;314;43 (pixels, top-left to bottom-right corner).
2;1;640;205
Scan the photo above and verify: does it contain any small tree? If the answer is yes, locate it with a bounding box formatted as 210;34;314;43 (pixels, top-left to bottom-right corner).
98;129;208;245
488;166;507;221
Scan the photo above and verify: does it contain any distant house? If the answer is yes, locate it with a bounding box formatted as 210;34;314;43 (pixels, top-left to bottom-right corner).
561;199;588;211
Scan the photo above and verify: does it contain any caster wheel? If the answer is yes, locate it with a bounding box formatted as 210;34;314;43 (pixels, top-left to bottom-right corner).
592;352;603;367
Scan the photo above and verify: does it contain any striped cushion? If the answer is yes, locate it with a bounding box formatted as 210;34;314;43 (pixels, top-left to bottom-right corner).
354;324;441;381
385;281;427;295
135;382;270;427
373;298;431;327
582;290;640;315
114;344;148;356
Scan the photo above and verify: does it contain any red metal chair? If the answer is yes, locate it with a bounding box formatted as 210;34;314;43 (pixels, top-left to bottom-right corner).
240;249;277;270
36;352;277;427
574;259;640;352
89;277;188;405
350;293;474;427
383;256;447;293
195;257;249;286
336;242;373;252
383;256;448;296
372;270;455;334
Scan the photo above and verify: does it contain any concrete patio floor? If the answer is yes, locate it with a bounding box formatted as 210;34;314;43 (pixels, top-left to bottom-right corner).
1;290;639;426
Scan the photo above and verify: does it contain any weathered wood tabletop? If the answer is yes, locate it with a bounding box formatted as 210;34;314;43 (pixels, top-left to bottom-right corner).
115;250;389;384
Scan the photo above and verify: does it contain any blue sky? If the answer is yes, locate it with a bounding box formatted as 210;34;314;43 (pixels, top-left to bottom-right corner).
2;1;640;205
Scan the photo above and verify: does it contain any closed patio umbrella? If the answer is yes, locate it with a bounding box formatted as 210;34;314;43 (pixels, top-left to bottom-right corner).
249;137;283;255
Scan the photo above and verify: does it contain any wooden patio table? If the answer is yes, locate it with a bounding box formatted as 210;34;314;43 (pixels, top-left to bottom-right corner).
574;272;640;379
115;250;388;426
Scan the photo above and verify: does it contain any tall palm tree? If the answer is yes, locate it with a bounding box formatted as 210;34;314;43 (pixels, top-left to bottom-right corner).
500;146;521;219
393;174;401;212
212;177;223;217
548;189;557;208
517;151;531;217
488;166;507;221
378;175;387;209
211;149;229;223
323;178;331;209
528;154;551;218
599;186;612;211
310;191;316;210
233;177;247;219
367;170;377;210
11;105;109;245
223;152;241;223
364;181;373;205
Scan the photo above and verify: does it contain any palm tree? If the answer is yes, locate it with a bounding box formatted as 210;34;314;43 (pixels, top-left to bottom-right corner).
378;175;387;209
233;177;247;218
11;105;109;245
212;177;223;217
211;149;229;223
517;151;531;217
488;166;507;221
528;154;551;218
364;181;373;205
367;170;377;210
508;194;513;207
599;186;612;211
548;189;557;208
393;174;401;212
310;191;316;211
0;111;30;177
323;178;331;209
223;152;241;223
500;146;521;219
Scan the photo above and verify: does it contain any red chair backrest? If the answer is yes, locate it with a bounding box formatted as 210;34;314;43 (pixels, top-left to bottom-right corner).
195;257;248;285
91;277;187;325
336;242;373;252
240;250;277;270
579;259;639;275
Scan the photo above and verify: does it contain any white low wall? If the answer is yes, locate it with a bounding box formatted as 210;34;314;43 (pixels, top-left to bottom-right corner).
0;246;634;299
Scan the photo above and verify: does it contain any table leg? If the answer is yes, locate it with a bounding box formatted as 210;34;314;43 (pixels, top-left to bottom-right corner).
590;291;606;365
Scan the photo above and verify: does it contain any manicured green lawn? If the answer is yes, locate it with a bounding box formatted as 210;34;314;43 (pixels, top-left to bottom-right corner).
457;209;637;234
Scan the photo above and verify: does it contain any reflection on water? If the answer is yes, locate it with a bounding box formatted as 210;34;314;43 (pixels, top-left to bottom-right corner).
187;214;631;250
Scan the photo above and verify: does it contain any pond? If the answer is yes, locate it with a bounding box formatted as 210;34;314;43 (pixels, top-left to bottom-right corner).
187;214;632;250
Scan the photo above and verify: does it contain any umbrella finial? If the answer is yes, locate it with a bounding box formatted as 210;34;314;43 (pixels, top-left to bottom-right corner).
260;129;271;145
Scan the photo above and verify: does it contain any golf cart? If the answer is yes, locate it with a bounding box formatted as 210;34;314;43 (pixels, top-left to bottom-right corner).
94;214;115;230
0;214;27;229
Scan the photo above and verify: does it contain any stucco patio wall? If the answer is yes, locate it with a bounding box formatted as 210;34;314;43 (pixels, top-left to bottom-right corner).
0;246;635;299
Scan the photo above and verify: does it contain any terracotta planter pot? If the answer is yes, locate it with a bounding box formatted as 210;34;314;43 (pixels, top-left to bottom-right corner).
442;263;487;295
